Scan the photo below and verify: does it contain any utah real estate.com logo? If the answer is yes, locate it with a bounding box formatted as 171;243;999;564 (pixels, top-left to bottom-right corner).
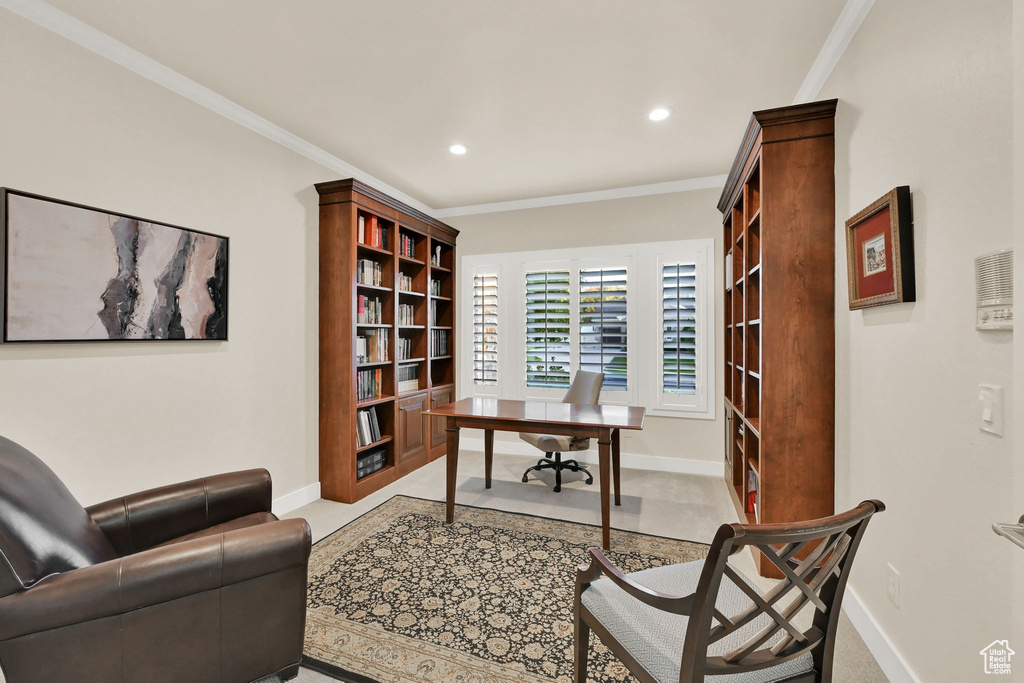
980;640;1014;675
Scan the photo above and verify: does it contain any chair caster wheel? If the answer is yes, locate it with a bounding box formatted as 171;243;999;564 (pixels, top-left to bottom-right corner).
585;478;594;485
522;476;529;483
554;486;561;493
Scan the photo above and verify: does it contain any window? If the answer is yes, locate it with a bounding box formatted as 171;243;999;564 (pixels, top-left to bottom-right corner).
662;263;697;394
579;267;628;390
461;239;714;419
525;270;571;388
472;273;499;385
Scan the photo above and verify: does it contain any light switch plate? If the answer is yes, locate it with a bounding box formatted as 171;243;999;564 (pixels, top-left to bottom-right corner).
978;384;1004;436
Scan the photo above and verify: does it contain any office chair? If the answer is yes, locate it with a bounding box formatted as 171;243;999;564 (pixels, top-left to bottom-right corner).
519;370;604;492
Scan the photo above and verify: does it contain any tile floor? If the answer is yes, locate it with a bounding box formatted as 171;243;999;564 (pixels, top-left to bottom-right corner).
284;451;890;682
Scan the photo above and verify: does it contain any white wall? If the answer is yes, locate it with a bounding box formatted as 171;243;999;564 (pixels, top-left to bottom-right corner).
447;189;725;465
821;1;1016;680
0;13;324;505
1013;0;1024;665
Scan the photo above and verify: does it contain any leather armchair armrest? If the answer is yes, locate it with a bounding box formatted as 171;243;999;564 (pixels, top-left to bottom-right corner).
86;468;273;555
0;517;310;642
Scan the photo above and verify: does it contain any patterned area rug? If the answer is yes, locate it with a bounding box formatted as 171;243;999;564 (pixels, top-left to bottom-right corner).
303;496;709;683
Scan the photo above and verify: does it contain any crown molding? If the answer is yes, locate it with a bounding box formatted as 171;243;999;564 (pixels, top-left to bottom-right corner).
3;0;871;217
0;0;435;216
433;175;728;218
793;0;876;104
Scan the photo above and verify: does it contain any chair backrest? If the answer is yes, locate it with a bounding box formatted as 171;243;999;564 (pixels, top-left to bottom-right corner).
562;370;604;405
0;436;117;598
679;500;885;681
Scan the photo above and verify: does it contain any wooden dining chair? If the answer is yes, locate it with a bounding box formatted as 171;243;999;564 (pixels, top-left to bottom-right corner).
573;500;884;682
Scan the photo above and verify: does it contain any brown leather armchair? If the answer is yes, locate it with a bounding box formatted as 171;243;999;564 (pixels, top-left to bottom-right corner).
0;436;311;683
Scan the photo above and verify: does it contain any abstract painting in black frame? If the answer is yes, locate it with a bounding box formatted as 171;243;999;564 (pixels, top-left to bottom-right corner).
1;189;228;342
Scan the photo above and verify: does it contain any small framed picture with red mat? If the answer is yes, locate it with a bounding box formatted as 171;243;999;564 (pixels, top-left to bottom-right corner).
845;186;915;310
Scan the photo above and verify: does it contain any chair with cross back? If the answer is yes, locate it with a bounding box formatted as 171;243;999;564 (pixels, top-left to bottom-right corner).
573;500;885;682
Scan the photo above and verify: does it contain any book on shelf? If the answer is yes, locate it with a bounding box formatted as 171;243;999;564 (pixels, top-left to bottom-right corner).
356;330;388;363
397;363;420;393
399;233;417;259
356;368;384;401
397;335;412;361
430;279;442;296
356;447;387;479
429;300;436;326
398;272;412;291
398;303;415;326
358;214;388;250
430;329;449;357
356;406;382;447
746;468;758;514
356;259;383;287
357;295;384;324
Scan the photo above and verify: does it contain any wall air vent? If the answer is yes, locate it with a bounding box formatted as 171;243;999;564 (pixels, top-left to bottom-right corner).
975;248;1012;330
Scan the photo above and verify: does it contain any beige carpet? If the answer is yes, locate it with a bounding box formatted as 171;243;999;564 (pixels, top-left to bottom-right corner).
302;495;708;682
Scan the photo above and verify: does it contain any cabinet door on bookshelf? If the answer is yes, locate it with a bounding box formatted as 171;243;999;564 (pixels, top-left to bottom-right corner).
429;385;454;449
398;392;428;463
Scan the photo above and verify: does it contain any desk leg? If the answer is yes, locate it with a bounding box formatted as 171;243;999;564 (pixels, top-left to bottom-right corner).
598;428;612;550
484;429;494;489
612;428;621;507
446;418;460;524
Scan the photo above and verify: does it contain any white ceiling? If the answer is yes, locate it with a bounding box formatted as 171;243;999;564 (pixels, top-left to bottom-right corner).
41;0;847;210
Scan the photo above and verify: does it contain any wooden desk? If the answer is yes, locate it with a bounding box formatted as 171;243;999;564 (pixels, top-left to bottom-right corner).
424;398;646;550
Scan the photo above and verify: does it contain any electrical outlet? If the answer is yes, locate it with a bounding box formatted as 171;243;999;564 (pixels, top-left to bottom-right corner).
886;563;901;608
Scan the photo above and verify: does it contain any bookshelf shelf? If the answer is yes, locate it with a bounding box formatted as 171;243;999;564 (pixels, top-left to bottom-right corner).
430;295;452;301
317;178;459;504
719;100;836;577
357;395;395;408
357;243;392;257
356;436;394;454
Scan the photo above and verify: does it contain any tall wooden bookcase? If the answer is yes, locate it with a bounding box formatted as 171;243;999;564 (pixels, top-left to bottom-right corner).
317;179;459;503
719;100;837;576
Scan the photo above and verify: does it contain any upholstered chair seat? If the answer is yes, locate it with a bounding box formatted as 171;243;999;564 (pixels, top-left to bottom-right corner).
581;560;814;682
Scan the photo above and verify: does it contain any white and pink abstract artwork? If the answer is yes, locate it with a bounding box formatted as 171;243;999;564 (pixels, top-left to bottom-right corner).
2;190;228;341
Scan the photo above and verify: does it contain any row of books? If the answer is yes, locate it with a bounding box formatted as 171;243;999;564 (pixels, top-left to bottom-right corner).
398;303;416;326
357;295;384;325
356;331;388;364
396;335;415;361
430;279;443;296
357;368;385;401
429;300;441;326
358;214;389;250
397;363;420;394
357;448;386;480
356;259;383;287
399;233;417;259
430;329;449;357
398;272;413;291
356;406;382;447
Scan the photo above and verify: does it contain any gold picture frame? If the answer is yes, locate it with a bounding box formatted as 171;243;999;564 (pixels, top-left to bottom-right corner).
845;186;915;310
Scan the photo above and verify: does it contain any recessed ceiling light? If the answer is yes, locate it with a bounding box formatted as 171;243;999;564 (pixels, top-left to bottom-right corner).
648;107;673;122
448;143;468;155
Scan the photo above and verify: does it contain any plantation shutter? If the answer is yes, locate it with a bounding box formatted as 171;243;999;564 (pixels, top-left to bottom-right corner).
662;263;697;394
579;267;628;390
525;270;571;388
472;273;498;385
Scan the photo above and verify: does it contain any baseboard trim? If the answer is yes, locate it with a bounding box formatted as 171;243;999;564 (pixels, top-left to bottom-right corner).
842;586;920;682
272;482;321;516
457;437;722;477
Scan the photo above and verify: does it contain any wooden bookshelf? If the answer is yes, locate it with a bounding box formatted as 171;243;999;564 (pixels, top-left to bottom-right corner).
317;178;459;503
719;100;837;577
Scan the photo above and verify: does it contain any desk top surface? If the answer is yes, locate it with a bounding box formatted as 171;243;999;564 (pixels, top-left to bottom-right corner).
425;398;646;430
